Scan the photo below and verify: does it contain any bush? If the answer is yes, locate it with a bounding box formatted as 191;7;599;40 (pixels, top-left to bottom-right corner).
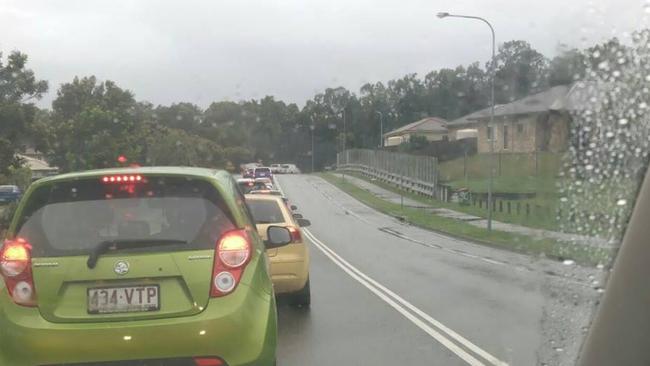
0;201;18;236
0;166;32;190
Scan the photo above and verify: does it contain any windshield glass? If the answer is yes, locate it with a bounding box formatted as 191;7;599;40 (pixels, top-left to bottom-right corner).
247;199;285;224
16;176;235;256
0;1;649;365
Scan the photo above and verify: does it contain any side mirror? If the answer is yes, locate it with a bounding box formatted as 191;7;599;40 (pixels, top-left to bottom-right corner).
297;218;311;227
265;226;292;249
291;205;298;211
292;213;304;219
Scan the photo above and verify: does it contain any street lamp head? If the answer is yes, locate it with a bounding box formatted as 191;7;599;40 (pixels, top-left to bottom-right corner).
436;12;450;19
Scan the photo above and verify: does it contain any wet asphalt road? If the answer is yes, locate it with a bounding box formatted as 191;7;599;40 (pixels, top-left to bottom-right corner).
273;174;603;366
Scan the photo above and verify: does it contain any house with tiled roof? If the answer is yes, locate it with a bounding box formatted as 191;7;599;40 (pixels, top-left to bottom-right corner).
382;117;449;147
455;85;574;153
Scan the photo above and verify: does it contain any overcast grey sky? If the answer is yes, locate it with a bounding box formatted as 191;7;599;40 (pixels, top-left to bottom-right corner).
0;0;647;108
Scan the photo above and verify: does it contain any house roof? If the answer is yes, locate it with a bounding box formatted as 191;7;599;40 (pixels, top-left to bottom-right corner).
447;105;506;127
383;117;448;137
16;154;58;172
468;85;571;121
552;81;617;112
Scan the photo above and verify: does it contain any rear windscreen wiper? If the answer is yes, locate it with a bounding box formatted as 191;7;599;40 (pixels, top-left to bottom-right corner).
87;239;187;269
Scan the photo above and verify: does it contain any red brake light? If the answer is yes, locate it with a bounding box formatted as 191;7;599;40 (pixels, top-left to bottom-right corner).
218;231;251;268
0;239;37;306
211;229;252;297
101;175;143;183
0;239;30;277
288;226;302;243
194;357;225;366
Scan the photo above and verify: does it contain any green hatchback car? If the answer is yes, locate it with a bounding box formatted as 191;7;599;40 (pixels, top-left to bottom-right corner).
0;167;292;366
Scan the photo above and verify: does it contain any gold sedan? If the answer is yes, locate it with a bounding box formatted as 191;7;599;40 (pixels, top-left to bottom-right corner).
245;194;311;306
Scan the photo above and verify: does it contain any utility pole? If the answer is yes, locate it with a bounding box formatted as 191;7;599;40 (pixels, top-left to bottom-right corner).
376;111;384;148
310;125;315;173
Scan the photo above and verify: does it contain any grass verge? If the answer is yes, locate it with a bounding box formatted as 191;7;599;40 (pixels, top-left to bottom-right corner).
344;171;561;231
318;172;610;267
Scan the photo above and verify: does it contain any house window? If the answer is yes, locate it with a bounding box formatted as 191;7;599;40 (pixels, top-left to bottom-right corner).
487;126;494;140
503;125;509;149
517;124;524;134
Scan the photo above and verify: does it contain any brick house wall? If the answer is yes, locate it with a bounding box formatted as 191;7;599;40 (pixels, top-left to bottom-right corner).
476;112;570;153
477;115;537;153
547;112;570;152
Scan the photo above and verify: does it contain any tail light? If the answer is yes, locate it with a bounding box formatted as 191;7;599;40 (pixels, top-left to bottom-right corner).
0;238;37;306
288;226;302;243
211;230;252;297
194;357;225;366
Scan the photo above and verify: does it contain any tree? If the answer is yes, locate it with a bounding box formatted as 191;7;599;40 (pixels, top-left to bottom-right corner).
154;102;203;132
424;63;487;120
398;135;429;153
0;51;48;174
547;49;587;86
145;126;225;167
49;76;143;171
490;40;549;102
224;146;253;168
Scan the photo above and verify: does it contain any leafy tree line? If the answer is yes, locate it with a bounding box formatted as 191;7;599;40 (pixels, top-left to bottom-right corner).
0;35;639;174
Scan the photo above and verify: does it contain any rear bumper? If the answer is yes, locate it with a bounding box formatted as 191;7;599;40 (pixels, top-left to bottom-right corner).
0;283;276;366
270;259;309;294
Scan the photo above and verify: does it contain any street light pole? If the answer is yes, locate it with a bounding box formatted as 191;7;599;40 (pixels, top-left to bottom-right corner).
437;12;496;231
310;125;315;173
376;111;384;148
341;108;346;181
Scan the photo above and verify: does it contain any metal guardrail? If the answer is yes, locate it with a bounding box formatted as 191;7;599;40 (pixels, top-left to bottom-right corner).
336;149;446;199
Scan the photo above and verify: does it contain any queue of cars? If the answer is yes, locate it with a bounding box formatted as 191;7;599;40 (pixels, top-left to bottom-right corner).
241;164;301;179
0;167;310;365
269;164;300;174
236;178;274;194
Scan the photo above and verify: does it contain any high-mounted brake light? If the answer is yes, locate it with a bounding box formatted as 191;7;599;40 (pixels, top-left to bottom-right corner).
0;238;37;306
101;174;143;183
211;229;252;297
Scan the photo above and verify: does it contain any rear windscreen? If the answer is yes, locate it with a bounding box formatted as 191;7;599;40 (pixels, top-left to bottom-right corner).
237;181;255;194
247;200;285;224
15;176;236;257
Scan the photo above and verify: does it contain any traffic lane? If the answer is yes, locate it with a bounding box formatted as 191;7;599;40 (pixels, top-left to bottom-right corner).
276;235;466;366
276;174;597;365
277;174;541;365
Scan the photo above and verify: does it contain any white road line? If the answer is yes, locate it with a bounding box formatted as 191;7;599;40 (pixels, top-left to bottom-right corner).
301;229;489;366
277;176;506;365
302;228;509;366
278;176;509;364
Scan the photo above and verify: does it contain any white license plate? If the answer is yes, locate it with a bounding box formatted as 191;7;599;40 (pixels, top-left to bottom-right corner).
87;285;160;314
